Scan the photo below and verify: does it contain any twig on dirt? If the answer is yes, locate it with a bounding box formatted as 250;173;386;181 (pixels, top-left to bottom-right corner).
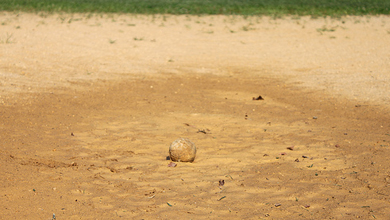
355;104;377;107
197;129;209;134
225;174;233;180
184;123;192;127
0;33;15;44
217;196;226;201
184;123;210;134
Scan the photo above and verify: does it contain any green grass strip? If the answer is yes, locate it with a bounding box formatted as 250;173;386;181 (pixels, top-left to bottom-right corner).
0;0;389;16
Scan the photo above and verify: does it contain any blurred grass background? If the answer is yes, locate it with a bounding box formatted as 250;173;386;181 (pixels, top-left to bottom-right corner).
0;0;389;16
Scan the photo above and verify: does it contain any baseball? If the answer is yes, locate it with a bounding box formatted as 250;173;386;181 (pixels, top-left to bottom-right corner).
169;138;196;162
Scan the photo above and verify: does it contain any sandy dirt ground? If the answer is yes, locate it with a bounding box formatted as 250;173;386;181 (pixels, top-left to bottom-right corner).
1;12;390;219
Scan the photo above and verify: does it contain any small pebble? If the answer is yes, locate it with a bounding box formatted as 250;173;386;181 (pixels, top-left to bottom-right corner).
168;162;177;167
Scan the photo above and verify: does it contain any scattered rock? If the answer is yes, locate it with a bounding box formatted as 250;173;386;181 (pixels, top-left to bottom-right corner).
168;162;177;167
287;146;294;150
252;95;264;100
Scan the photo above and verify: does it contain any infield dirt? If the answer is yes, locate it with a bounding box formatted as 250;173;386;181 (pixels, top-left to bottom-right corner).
0;12;390;219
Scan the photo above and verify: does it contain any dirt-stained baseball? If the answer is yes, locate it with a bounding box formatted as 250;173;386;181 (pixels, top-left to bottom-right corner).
169;138;196;162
